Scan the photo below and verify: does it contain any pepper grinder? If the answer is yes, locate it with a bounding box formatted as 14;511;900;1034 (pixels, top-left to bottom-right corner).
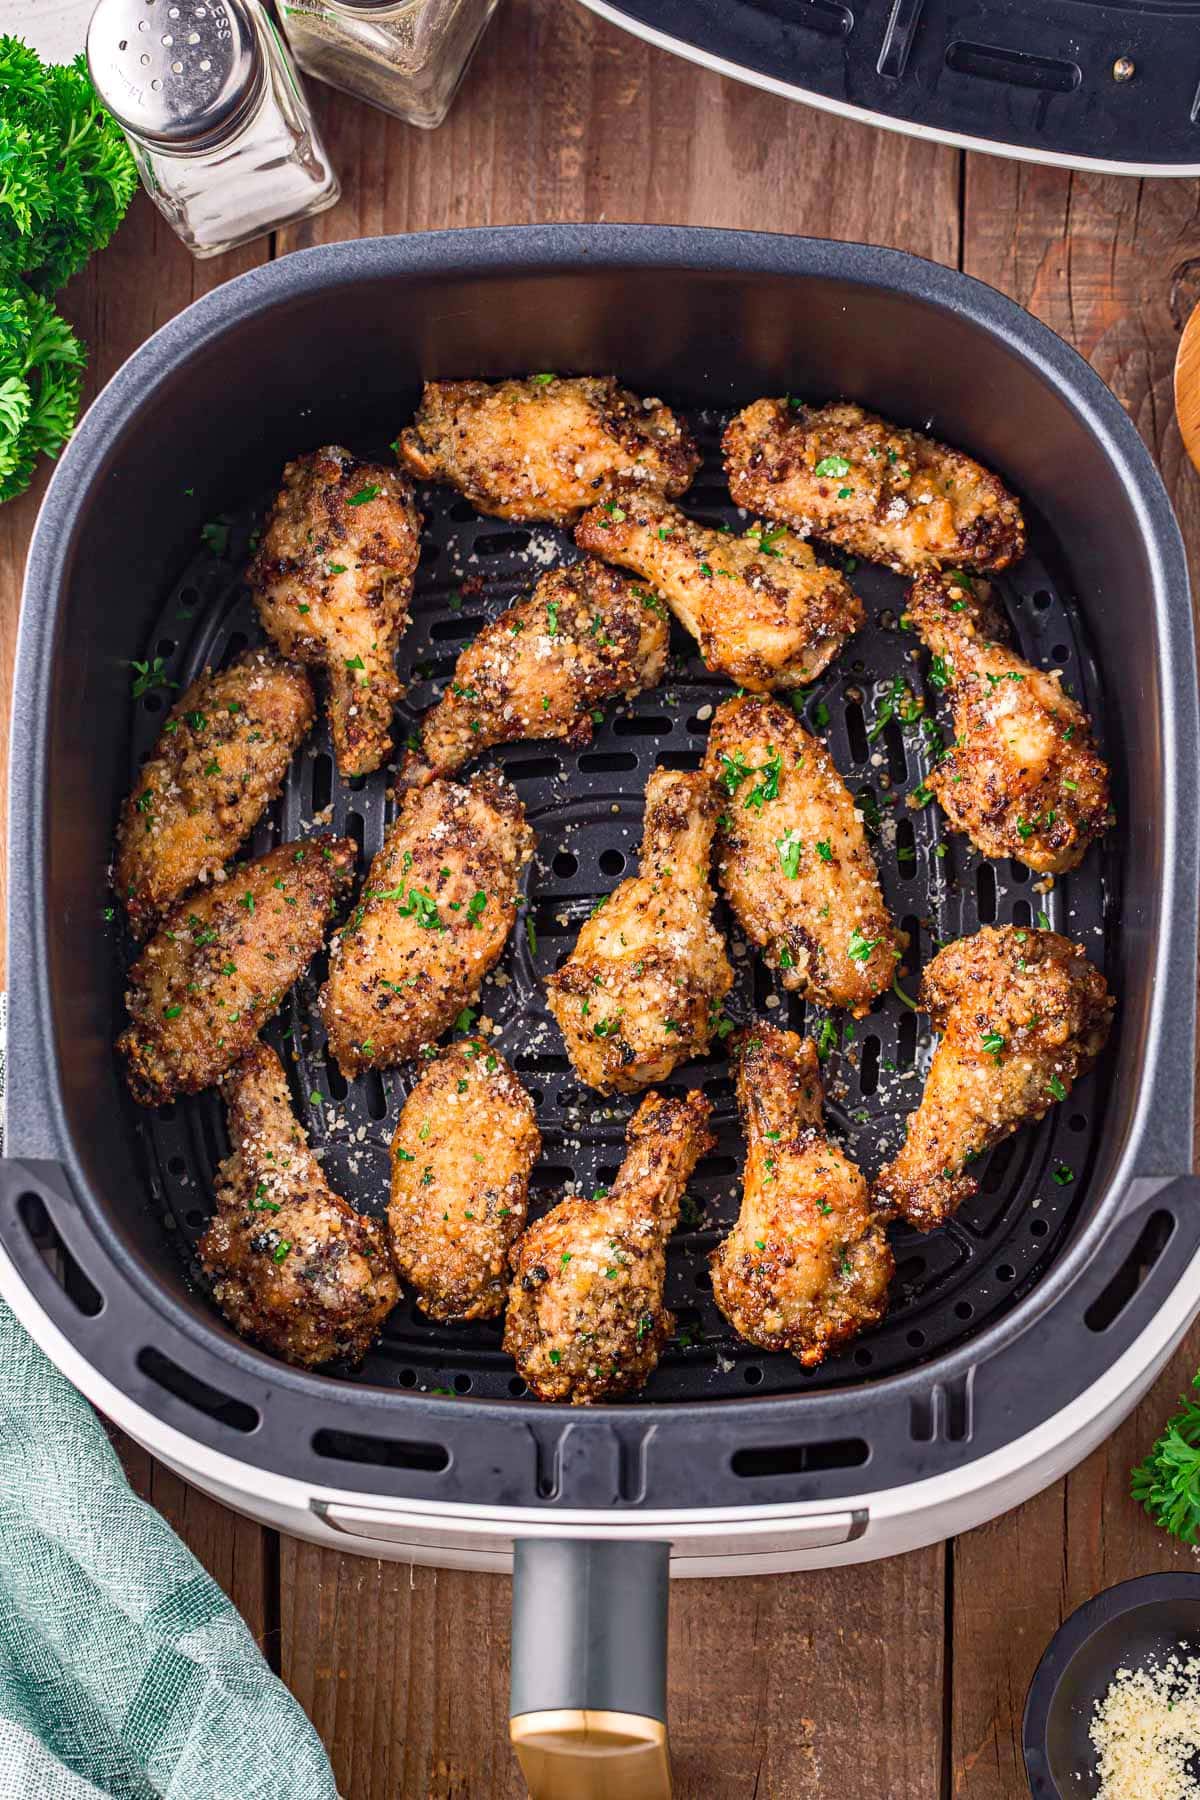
87;0;340;259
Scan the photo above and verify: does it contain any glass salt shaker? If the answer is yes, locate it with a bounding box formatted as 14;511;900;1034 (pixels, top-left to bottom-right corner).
87;0;340;259
276;0;502;130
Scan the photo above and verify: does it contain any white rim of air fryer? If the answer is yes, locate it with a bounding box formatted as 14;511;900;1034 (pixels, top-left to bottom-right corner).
575;0;1200;179
4;1233;1197;1562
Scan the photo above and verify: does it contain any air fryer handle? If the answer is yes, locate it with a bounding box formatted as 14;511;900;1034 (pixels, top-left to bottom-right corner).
509;1538;672;1798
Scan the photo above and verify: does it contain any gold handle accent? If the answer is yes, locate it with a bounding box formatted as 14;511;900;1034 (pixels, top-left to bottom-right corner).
511;1708;671;1800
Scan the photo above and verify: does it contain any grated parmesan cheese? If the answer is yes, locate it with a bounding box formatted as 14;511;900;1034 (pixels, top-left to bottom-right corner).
1090;1653;1200;1799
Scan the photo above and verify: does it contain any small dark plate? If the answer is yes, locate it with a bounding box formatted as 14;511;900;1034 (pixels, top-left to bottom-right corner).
1023;1572;1200;1796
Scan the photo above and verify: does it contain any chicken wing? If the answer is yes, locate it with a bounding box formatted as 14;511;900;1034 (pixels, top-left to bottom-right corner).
389;1040;540;1320
199;1042;398;1367
575;495;861;691
504;1089;714;1403
874;926;1113;1230
249;446;421;777
321;770;534;1075
723;399;1026;575
116;648;316;940
396;375;699;524
401;557;669;784
703;694;900;1015
119;835;355;1106
905;570;1110;874
544;769;733;1094
710;1025;892;1365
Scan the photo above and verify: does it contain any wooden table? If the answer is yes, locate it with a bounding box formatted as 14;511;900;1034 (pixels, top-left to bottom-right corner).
3;3;1200;1793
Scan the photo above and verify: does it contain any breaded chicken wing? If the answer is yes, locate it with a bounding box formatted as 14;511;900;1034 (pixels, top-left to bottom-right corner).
504;1089;714;1403
723;399;1026;575
116;648;316;939
396;375;699;525
575;495;861;691
321;770;534;1076
401;558;668;784
249;446;421;777
545;769;733;1094
119;836;355;1107
874;926;1113;1230
389;1040;540;1320
711;1026;892;1364
199;1042;398;1367
704;694;900;1015
906;570;1110;874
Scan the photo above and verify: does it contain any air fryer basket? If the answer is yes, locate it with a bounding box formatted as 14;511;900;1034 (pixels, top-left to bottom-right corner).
3;228;1198;1522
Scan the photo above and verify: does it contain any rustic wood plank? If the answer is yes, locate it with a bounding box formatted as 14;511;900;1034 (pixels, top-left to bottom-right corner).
951;158;1200;1800
277;5;961;1795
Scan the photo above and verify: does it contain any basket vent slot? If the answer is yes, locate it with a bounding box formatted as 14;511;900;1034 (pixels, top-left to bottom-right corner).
1084;1210;1175;1333
311;1428;448;1472
17;1193;103;1317
731;1438;868;1478
136;1346;258;1433
945;40;1080;93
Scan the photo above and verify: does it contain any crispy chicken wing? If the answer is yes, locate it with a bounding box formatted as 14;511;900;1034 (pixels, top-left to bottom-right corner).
723;399;1026;575
321;770;534;1076
575;495;861;691
116;648;316;940
703;694;900;1015
906;570;1110;874
396;375;699;524
504;1089;714;1403
119;836;355;1106
874;926;1113;1230
544;769;733;1094
199;1042;398;1367
711;1025;892;1364
249;446;421;777
401;557;668;784
389;1040;540;1321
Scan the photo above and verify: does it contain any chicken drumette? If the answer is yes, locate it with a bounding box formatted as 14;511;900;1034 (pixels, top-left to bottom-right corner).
711;1025;892;1365
703;694;900;1015
249;446;421;777
116;648;316;940
723;399;1026;575
874;926;1113;1230
401;558;668;784
320;770;534;1075
545;769;733;1094
906;570;1110;874
504;1089;714;1403
199;1042;398;1367
119;835;355;1106
575;495;861;691
389;1040;541;1321
396;375;699;524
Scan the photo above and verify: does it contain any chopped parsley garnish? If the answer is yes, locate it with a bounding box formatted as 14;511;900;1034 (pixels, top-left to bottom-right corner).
162;1004;181;1020
531;372;556;385
526;915;538;956
344;654;365;672
546;597;560;637
347;483;380;506
814;454;850;478
847;929;881;965
929;655;952;691
200;520;229;557
129;657;175;700
776;828;803;879
397;887;441;930
981;1030;1005;1063
466;890;488;925
1047;1074;1067;1101
816;839;833;863
455;1006;477;1032
892;974;919;1011
815;1018;837;1062
1052;1164;1074;1186
272;1240;292;1263
744;748;783;811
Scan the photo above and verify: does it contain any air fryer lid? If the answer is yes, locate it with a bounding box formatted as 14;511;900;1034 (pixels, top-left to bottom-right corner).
580;0;1200;175
4;228;1198;1514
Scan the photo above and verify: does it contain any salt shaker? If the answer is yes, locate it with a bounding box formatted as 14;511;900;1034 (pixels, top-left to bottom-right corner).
276;0;502;130
86;0;340;259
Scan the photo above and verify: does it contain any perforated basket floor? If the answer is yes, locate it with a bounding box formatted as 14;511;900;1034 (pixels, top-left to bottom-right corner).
123;408;1115;1404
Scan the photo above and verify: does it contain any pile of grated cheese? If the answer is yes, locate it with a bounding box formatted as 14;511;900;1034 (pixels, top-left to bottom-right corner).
1090;1653;1200;1799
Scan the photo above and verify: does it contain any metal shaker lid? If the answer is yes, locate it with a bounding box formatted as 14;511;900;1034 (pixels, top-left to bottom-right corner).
86;0;263;149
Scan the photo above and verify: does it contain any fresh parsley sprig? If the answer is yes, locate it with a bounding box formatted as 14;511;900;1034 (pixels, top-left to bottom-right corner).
1132;1375;1200;1544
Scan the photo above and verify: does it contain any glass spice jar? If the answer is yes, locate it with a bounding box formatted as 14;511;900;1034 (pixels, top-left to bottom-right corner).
86;0;340;259
276;0;502;130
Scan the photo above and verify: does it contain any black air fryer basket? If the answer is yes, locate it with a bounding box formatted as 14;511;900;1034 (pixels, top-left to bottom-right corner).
3;228;1198;1762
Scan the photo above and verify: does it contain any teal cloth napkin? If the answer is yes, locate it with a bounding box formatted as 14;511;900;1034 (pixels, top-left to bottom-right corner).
0;1301;338;1800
